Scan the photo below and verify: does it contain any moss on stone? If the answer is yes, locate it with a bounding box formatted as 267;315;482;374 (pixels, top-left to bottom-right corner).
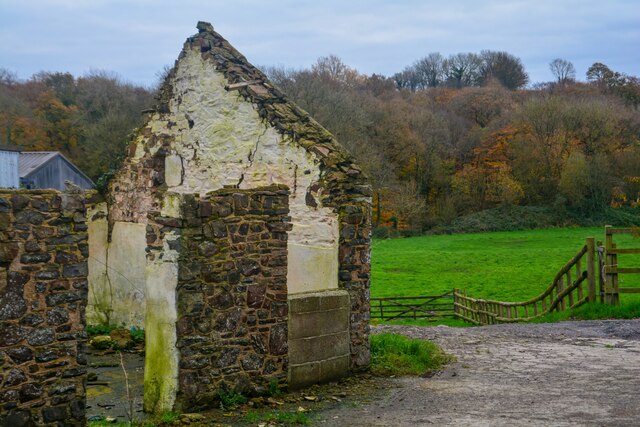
143;306;177;413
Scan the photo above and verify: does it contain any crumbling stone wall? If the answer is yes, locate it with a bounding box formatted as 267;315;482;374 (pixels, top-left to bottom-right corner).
84;21;372;412
336;202;372;370
0;190;88;426
175;186;291;410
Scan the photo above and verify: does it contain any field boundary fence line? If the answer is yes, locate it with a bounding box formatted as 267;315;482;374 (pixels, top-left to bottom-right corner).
372;227;639;326
452;237;597;325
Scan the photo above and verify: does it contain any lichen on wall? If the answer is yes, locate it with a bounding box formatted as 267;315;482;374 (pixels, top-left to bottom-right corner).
87;203;109;325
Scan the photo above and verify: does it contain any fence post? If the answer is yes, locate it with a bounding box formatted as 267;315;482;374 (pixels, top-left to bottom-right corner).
453;289;459;319
586;237;596;303
557;276;565;311
604;225;620;305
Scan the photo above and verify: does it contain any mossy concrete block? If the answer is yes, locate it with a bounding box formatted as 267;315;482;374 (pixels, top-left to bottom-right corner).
89;335;112;350
288;355;350;390
319;355;350;382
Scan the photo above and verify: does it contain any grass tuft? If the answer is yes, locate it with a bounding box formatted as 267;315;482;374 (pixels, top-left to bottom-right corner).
370;333;453;376
86;324;113;337
158;411;180;423
245;410;310;425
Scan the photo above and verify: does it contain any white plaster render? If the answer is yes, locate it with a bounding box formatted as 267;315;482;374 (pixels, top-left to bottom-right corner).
147;48;339;293
164;154;184;187
87;218;147;328
143;226;179;413
86;203;110;326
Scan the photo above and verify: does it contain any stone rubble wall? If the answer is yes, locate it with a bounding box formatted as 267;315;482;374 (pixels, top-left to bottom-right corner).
174;186;291;411
176;24;373;372
0;190;88;426
82;21;373;413
336;202;372;370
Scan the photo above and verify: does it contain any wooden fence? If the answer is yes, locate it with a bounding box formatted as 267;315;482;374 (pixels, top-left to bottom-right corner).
453;238;596;324
371;291;456;321
370;227;640;326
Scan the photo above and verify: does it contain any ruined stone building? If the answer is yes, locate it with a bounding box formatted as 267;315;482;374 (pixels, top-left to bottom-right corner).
86;21;372;413
0;21;371;424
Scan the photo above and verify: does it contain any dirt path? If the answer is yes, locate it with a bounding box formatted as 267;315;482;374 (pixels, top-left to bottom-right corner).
316;320;640;427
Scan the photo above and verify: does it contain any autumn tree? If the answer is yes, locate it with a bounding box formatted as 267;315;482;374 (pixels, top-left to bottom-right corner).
413;53;446;88
549;58;576;84
449;85;512;128
479;50;529;90
586;62;615;85
444;53;482;88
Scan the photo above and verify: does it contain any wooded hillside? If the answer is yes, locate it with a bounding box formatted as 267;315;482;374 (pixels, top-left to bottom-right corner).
1;53;639;233
266;55;640;233
0;69;153;182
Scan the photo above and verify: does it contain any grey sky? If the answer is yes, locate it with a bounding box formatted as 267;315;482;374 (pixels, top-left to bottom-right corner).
1;0;638;87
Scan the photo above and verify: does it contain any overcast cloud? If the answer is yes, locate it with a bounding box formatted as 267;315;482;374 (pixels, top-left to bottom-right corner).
0;0;638;87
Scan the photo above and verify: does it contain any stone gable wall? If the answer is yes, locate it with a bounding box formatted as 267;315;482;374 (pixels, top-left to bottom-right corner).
174;186;291;410
0;190;88;426
83;21;372;414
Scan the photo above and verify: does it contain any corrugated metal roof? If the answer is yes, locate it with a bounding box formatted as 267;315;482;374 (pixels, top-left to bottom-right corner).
18;152;58;178
18;151;95;188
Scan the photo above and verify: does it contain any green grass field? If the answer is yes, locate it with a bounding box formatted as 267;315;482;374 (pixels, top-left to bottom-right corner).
371;226;640;325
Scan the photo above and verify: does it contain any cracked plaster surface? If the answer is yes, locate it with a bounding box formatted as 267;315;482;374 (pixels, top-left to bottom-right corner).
151;48;339;293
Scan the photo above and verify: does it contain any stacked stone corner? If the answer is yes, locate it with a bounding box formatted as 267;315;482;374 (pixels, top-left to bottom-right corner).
0;189;88;426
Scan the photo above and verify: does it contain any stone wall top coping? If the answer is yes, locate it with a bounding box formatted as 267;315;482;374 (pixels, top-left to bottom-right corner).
289;289;350;314
288;289;350;299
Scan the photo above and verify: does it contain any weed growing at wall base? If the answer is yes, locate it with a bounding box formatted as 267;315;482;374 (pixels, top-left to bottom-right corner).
217;388;248;410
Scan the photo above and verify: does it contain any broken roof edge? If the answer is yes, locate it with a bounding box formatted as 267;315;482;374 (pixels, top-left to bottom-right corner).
154;21;368;186
0;145;21;152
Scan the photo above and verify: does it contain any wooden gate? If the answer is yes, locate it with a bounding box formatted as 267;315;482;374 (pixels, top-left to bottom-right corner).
371;291;456;321
602;226;640;305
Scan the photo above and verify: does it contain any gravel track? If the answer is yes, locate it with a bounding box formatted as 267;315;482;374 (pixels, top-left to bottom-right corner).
316;320;640;426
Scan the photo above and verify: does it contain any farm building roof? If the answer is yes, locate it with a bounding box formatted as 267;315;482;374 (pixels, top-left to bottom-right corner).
19;151;94;185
